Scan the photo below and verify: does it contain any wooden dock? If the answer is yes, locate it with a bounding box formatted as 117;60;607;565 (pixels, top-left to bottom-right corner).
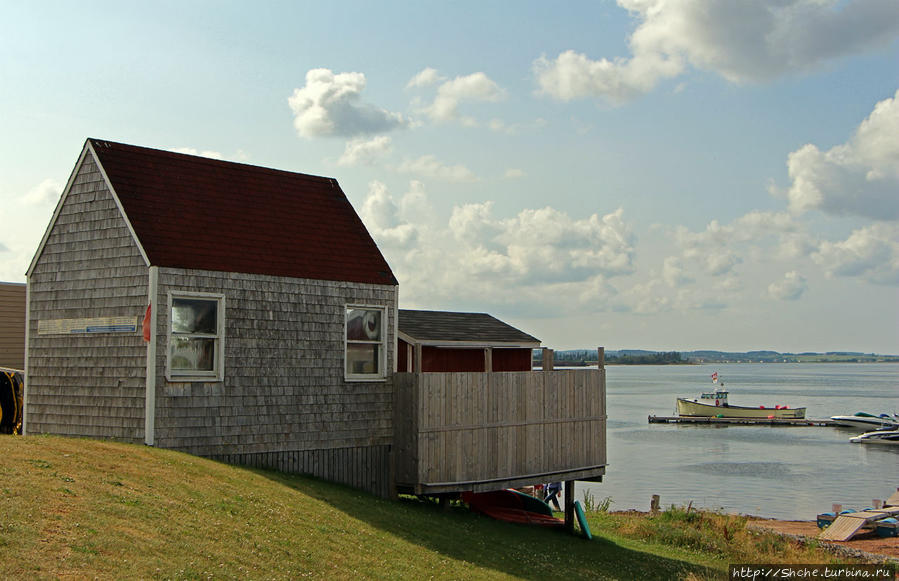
648;415;835;426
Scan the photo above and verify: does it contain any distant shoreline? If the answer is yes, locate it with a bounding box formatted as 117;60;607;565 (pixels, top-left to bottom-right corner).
535;351;899;366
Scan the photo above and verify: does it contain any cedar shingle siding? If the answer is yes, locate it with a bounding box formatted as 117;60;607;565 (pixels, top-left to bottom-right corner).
152;269;396;497
26;141;398;497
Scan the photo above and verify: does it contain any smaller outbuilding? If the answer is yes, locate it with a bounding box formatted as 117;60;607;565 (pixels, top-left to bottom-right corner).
397;309;540;373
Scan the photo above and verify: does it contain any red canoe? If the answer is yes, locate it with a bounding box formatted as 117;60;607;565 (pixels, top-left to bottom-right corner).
462;489;564;528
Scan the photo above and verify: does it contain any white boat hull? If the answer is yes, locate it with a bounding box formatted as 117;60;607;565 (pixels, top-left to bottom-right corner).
850;429;899;445
676;398;806;419
830;415;899;431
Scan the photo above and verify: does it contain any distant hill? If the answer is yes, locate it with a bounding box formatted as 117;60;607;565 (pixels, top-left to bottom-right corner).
537;349;899;365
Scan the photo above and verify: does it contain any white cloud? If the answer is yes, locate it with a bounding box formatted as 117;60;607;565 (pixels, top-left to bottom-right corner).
359;182;635;313
768;271;808;300
812;223;899;285
617;280;672;315
534;48;682;105
288;68;408;138
670;211;808;278
779;89;899;220
406;67;445;89
396;154;477;182
168;147;224;160
504;168;526;179
534;0;899;103
450;204;637;284
662;256;693;288
360;181;420;248
416;71;505;123
21;178;62;206
337;136;393;166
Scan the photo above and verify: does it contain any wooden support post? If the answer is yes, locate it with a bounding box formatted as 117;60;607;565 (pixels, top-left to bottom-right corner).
484;347;493;372
597;346;605;370
651;494;660;514
414;343;423;373
564;480;575;533
406;343;413;372
542;348;554;371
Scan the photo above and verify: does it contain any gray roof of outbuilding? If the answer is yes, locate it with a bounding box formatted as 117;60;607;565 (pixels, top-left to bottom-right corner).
398;309;540;345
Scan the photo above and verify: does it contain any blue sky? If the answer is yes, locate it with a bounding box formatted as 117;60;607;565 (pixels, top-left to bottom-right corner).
2;0;898;353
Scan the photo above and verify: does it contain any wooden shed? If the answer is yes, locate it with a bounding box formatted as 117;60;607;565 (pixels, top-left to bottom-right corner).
397;309;539;372
26;139;399;497
26;138;607;503
0;282;26;370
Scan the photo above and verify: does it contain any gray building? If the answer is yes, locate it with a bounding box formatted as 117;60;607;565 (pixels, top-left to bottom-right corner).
26;139;399;496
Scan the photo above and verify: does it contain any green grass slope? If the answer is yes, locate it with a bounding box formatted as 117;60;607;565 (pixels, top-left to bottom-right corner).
0;435;878;580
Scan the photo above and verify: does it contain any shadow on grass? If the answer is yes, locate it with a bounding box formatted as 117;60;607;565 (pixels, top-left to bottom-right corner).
259;470;719;581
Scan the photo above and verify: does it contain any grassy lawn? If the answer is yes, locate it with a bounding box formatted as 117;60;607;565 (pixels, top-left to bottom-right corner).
0;435;885;580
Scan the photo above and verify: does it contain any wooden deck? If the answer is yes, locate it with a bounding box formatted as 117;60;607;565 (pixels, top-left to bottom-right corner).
393;369;607;494
649;415;835;426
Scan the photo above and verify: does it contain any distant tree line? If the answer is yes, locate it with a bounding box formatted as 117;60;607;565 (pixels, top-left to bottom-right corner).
606;351;686;365
533;350;689;366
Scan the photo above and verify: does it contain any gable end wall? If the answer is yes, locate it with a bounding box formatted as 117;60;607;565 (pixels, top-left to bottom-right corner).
26;152;149;441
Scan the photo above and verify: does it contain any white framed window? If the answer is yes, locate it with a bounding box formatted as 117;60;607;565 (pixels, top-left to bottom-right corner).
166;292;225;382
345;305;386;381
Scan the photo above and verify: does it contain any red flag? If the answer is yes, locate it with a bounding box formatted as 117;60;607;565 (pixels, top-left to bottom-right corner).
142;303;151;342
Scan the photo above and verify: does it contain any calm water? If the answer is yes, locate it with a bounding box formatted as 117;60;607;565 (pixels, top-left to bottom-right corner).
580;363;899;520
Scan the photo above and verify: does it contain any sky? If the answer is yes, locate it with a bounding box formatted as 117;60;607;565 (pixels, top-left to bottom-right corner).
1;0;898;354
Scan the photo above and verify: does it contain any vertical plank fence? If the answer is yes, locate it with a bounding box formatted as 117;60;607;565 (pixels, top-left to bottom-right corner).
393;368;606;494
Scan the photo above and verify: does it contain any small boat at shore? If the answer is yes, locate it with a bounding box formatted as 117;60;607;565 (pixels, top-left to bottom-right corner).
830;412;899;431
461;489;564;528
676;374;806;419
849;427;899;445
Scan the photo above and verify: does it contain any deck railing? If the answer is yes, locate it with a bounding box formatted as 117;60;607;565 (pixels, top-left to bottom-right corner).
393;369;606;494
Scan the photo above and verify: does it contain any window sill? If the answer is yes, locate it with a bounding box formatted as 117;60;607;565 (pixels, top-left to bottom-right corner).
165;373;224;383
345;375;388;383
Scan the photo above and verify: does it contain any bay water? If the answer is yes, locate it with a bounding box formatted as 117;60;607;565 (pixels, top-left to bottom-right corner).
580;363;899;520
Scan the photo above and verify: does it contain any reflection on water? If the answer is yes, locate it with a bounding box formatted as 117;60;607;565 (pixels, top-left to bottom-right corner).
581;363;899;520
683;462;794;479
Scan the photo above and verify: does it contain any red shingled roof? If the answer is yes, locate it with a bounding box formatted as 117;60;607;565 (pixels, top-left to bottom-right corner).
89;139;397;286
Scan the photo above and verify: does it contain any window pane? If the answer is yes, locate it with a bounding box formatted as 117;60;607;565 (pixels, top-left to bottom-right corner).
346;343;380;375
172;299;217;334
346;308;381;341
171;337;216;371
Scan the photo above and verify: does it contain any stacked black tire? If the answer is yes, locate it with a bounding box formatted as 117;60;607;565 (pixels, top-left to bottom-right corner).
0;369;23;434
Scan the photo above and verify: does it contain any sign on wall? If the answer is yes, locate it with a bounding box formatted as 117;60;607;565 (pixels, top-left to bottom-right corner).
38;316;139;335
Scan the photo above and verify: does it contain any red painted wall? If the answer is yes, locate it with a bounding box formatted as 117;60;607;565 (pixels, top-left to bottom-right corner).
397;339;532;372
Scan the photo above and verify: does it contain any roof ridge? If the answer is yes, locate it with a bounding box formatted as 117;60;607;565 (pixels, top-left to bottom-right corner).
87;138;335;183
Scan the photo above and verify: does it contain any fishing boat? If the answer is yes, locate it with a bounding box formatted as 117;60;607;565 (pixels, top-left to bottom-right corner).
676;373;806;419
830;412;899;431
849;427;899;445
